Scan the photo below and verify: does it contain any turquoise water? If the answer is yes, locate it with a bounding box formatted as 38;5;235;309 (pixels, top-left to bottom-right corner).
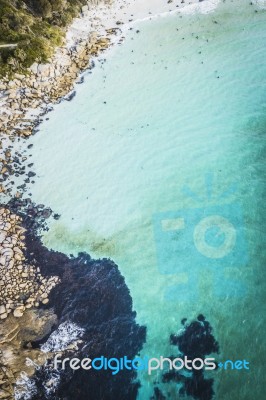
25;1;266;398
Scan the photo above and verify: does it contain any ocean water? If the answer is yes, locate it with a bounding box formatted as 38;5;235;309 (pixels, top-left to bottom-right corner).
24;0;266;398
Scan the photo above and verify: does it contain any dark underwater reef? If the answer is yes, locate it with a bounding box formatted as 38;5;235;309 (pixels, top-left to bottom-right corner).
151;315;219;400
6;198;146;399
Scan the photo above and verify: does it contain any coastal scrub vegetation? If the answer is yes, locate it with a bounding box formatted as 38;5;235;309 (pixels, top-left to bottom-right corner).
0;0;89;77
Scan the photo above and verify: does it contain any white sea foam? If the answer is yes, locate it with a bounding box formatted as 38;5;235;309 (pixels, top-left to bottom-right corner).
121;0;221;31
178;0;221;15
14;363;61;399
14;372;37;400
41;321;84;353
39;322;84;397
43;371;61;396
25;357;41;370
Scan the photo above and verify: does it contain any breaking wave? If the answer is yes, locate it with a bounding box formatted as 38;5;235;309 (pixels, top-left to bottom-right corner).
41;321;84;352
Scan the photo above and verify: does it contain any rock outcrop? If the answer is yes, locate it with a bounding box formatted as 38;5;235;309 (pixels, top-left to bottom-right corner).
0;201;146;399
0;33;111;139
0;207;59;320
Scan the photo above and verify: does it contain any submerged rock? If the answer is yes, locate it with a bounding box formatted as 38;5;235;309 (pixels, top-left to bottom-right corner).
153;315;219;400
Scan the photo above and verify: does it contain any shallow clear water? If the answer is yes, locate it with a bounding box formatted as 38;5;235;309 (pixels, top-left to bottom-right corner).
25;1;266;398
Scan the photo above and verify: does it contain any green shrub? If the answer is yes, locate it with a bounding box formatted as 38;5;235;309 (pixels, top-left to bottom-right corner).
0;0;90;77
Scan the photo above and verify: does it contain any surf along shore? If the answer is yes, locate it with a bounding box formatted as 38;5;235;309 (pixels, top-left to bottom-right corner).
0;0;222;399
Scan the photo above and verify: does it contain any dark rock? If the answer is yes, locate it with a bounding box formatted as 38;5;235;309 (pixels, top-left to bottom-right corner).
42;208;52;219
76;76;84;84
64;90;76;101
150;387;166;400
159;315;219;400
170;316;219;359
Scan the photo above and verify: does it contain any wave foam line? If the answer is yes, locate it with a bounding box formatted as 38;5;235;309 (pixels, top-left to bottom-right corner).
121;0;221;30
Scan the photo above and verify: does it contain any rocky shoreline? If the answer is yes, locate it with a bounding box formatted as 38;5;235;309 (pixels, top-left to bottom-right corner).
0;29;116;139
0;6;128;398
0;0;125;199
0;199;146;400
0;2;135;398
0;0;127;134
0;206;59;320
